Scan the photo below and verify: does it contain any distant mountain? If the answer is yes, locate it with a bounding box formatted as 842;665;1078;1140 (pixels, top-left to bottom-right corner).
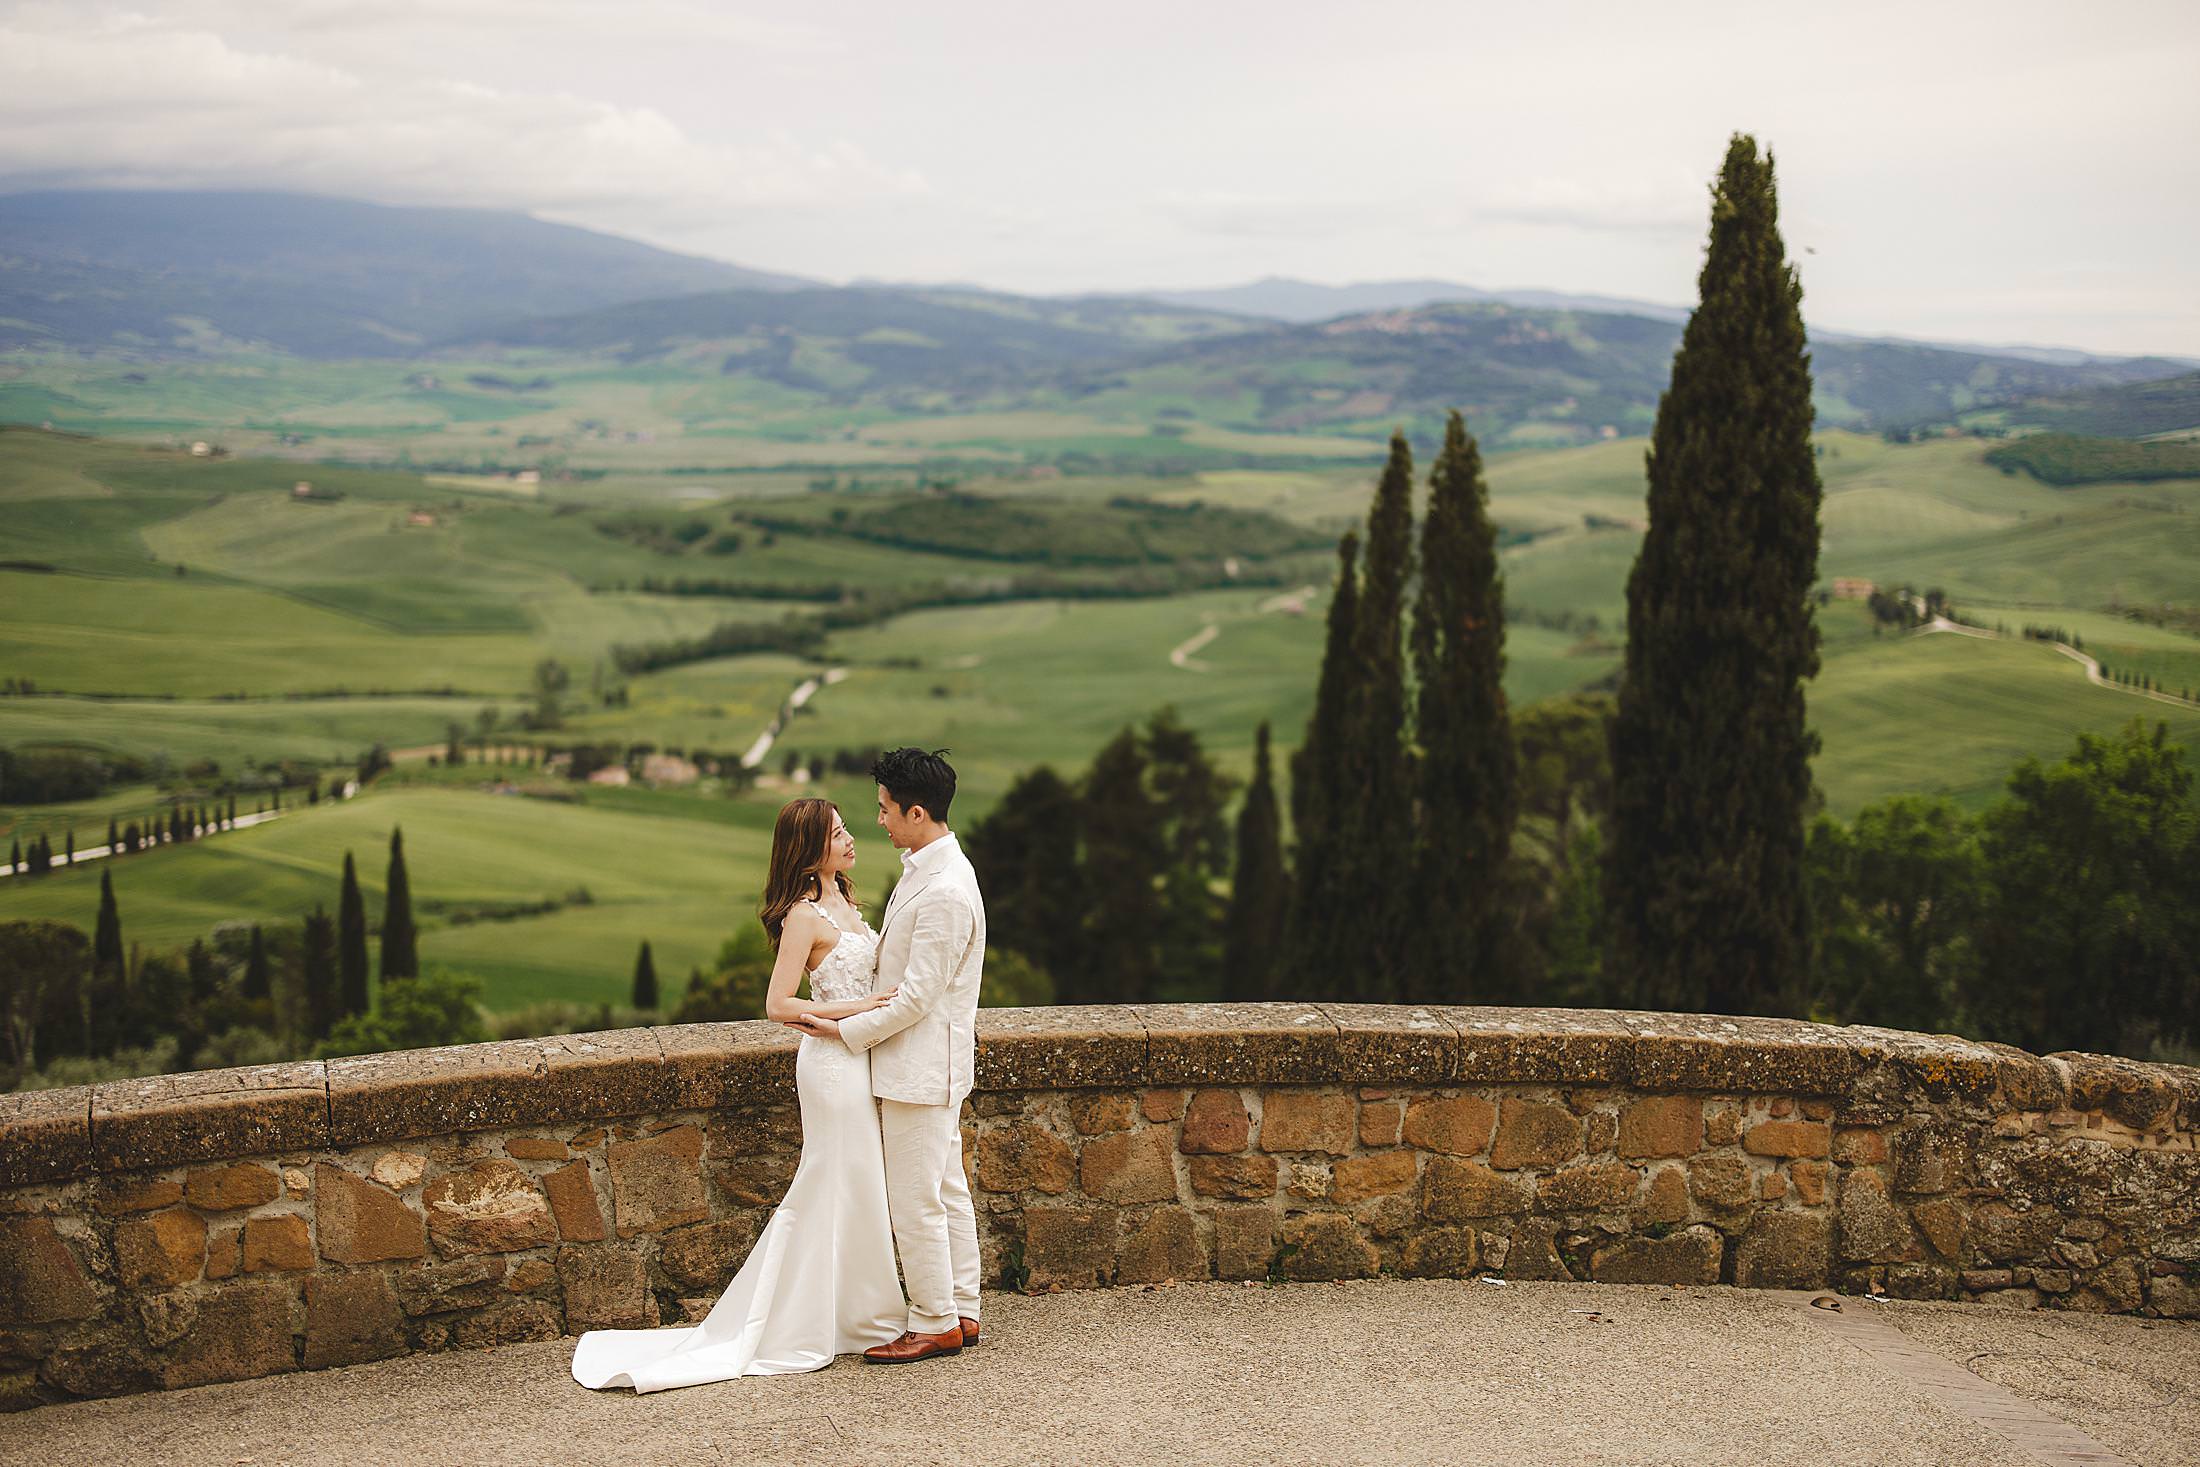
0;190;811;357
1987;369;2200;439
450;284;1268;394
1127;275;1690;324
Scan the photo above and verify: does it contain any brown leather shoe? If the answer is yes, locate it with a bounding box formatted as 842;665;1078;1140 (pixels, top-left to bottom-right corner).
959;1316;980;1347
862;1328;963;1364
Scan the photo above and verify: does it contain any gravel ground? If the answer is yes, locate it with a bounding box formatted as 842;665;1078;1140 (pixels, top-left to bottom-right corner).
5;1279;2193;1467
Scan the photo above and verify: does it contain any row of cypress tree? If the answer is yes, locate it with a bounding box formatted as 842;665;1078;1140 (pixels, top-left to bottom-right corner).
1227;134;1822;1017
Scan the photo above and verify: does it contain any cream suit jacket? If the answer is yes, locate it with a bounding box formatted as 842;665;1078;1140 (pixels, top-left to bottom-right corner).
836;832;986;1106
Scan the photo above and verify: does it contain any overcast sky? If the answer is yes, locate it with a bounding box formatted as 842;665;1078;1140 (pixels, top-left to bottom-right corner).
4;0;2196;356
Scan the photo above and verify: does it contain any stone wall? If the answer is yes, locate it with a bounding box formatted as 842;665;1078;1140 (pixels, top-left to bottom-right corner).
2;1003;2196;1409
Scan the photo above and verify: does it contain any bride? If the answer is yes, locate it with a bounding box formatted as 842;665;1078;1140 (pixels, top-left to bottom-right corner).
571;797;906;1390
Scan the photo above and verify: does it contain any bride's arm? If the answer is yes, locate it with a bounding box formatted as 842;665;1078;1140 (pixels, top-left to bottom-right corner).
763;911;893;1022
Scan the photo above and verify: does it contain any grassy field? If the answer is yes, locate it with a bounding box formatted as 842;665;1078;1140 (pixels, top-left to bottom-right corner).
7;417;2200;1018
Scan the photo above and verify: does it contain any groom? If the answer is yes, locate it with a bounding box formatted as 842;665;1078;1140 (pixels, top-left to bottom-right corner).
787;747;986;1363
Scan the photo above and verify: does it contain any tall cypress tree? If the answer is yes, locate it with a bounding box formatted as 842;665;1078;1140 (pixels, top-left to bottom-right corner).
7;839;17;875
93;868;123;977
632;940;659;1011
964;766;1088;991
63;828;72;866
106;818;119;854
1411;412;1516;1002
380;827;418;980
1223;722;1288;1001
243;923;271;1001
338;851;370;1017
1286;532;1363;998
1075;729;1165;1004
301;906;337;1038
1607;134;1823;1017
1350;431;1417;1000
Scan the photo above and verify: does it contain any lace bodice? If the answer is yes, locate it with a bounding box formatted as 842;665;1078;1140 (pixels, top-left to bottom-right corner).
805;901;879;1004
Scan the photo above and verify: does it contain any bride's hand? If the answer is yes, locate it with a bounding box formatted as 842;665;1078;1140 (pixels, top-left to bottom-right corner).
864;989;896;1010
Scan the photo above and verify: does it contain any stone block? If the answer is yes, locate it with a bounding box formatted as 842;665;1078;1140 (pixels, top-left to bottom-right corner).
303;1272;406;1369
1705;1108;1742;1146
90;1178;183;1215
1400;1227;1479;1278
1884;1263;1957;1300
1890;1122;1974;1196
1490;1099;1581;1170
1502;1217;1575;1280
1179;1089;1251;1154
1688;1155;1755;1212
1423;1157;1530;1221
558;1246;656;1330
139;1292;196;1347
1617;1097;1703;1159
607;1125;709;1235
1537;1162;1642;1212
0;1217;97;1325
1135;1003;1340;1085
1742;1120;1830;1158
2150;1274;2200;1319
1973;1202;2060;1264
1590;1227;1722;1286
1734;1212;1831;1289
160;1281;296;1390
1188;1154;1278;1200
712;1153;798;1209
421;1159;557;1256
185;1163;280;1212
704;1102;802;1159
395;1257;506;1316
1213;1206;1275;1281
1069;1092;1134;1135
38;1329;154;1401
1312;1003;1457;1081
974;1121;1074;1194
1025;1207;1116;1289
1837;1170;1921;1264
1402;1096;1498;1156
1436;1008;1637;1085
1638;1166;1690;1226
544;1160;606;1242
0;1085;92;1187
93;1061;327;1173
115;1208;206;1288
1330;1151;1417;1204
1833;1126;1888;1165
506;1136;569;1161
1278;1213;1377;1281
975;1006;1149;1091
452;1298;563;1348
1360;1101;1403;1148
242;1214;313;1273
1142;1090;1188;1122
1586;1112;1617;1154
1116;1207;1204;1283
1790;1159;1828;1206
327;1038;577;1147
1912;1198;1969;1261
1259;1090;1356;1154
1081;1128;1178;1205
205;1225;242;1280
658;1218;761;1291
371;1151;428;1189
2054;1051;2181;1132
314;1164;425;1264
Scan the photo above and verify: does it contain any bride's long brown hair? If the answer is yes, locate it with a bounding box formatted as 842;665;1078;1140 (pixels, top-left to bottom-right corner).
759;797;858;948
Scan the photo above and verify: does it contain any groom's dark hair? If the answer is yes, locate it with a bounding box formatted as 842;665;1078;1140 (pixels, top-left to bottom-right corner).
872;747;956;823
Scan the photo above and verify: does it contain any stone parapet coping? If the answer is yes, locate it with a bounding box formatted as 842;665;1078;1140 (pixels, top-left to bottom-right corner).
5;1004;2196;1187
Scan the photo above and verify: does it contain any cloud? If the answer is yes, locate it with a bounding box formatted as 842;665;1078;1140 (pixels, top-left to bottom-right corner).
0;9;924;228
1147;191;1384;241
1465;175;1705;235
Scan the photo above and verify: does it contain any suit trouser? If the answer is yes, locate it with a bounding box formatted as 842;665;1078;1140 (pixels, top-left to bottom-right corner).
878;1097;980;1335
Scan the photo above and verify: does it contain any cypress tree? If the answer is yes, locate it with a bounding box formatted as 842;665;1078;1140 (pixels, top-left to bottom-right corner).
632;940;659;1010
106;818;119;854
1222;722;1288;1001
380;827;418;980
93;868;123;977
7;838;18;875
964;765;1089;991
1411;412;1516;1002
227;794;237;827
63;828;73;867
301;906;337;1038
1607;134;1823;1017
1286;532;1364;999
338;852;370;1017
1349;431;1418;999
244;923;271;1000
1075;729;1165;1004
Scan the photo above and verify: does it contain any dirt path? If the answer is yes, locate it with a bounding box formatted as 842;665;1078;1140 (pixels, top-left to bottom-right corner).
1910;599;2200;710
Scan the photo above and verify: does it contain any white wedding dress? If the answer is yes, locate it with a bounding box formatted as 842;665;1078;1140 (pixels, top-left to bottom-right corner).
571;902;905;1390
